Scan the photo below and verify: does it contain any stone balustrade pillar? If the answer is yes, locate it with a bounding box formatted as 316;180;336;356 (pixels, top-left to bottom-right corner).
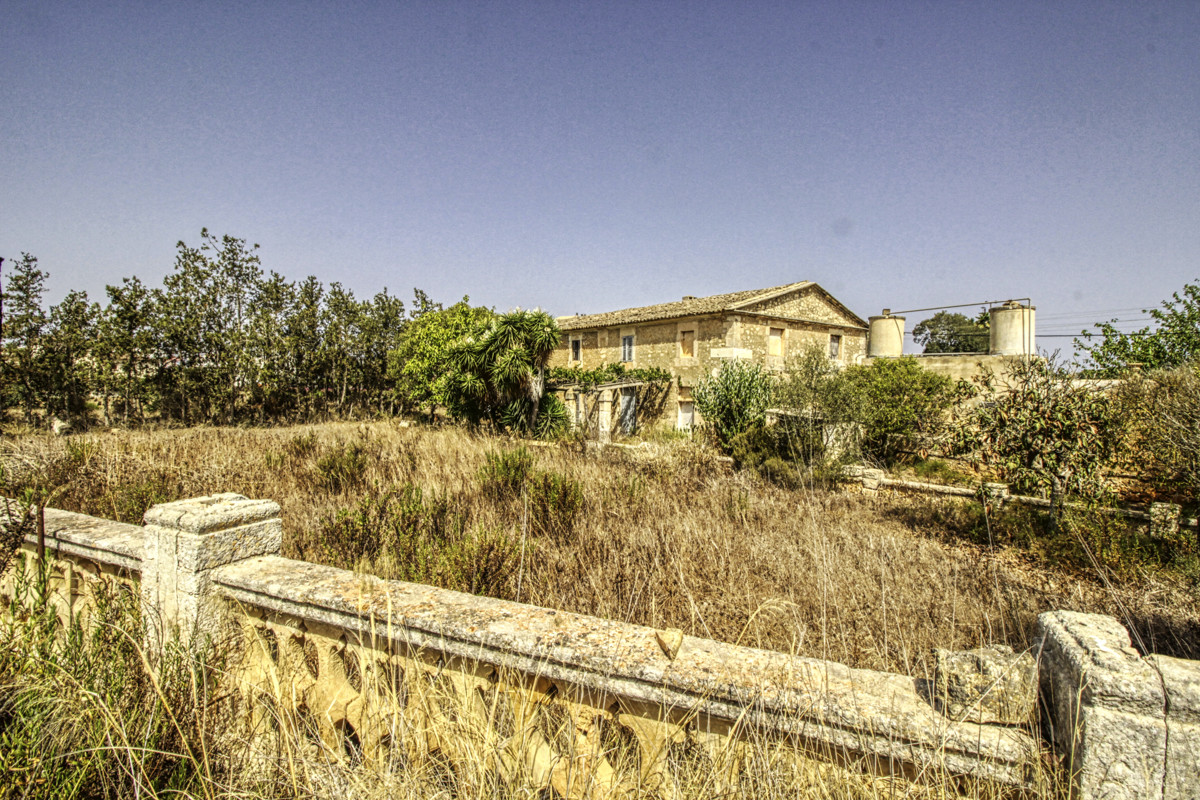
1150;502;1183;542
142;493;281;648
1035;610;1200;800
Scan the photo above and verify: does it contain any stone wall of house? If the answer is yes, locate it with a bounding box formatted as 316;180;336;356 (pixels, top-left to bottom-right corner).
729;316;866;371
552;288;867;432
743;286;863;328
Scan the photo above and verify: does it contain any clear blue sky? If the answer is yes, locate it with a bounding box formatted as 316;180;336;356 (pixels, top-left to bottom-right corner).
3;1;1198;347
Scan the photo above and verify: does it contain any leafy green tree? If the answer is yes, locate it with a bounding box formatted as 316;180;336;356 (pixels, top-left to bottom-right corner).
843;357;966;465
323;282;363;411
154;236;223;423
1114;362;1200;501
286;276;329;419
207;231;262;422
97;277;156;424
959;356;1123;522
445;309;564;436
358;289;406;414
912;311;990;353
147;230;264;423
773;344;862;465
389;297;493;418
693;359;775;450
1076;279;1200;376
1;253;50;422
246;271;297;420
43;290;98;421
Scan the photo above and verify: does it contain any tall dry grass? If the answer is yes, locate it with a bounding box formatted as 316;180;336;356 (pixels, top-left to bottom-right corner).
2;420;1197;678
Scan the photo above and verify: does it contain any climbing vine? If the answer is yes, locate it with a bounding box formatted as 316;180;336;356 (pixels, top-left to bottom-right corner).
548;364;671;392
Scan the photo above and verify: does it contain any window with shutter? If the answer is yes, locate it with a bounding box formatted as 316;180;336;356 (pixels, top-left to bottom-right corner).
769;328;784;357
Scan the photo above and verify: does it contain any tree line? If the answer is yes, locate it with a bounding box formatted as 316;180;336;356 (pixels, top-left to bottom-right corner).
1;231;565;432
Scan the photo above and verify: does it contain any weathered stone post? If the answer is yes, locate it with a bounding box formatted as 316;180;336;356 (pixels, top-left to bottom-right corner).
860;468;885;492
1150;502;1183;542
1034;610;1200;800
142;494;281;649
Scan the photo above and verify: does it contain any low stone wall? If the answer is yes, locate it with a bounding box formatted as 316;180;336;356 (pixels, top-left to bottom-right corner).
843;466;1198;538
3;494;1198;798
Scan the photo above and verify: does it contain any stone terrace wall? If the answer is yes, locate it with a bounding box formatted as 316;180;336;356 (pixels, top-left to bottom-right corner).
4;494;1198;798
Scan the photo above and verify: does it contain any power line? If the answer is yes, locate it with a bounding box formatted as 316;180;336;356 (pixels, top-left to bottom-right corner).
1039;333;1153;338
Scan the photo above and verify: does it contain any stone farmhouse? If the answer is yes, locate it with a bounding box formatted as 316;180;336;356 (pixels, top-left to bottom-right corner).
550;281;868;437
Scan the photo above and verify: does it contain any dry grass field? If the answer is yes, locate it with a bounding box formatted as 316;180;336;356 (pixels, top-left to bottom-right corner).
4;419;1197;677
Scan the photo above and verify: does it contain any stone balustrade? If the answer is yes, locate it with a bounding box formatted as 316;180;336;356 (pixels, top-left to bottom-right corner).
3;494;1199;798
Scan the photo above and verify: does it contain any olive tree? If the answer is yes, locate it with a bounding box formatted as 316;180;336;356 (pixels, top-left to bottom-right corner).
959;356;1123;522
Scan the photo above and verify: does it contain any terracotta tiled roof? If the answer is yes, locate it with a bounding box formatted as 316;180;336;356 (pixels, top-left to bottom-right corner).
556;282;815;331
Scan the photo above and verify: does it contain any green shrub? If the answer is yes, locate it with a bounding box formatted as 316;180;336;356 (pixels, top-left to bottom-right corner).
478;447;535;499
478;448;582;541
104;472;175;523
774;345;862;467
842;357;966;466
693;360;775;450
314;441;370;492
757;456;803;490
317;484;516;597
439;524;520;596
526;469;584;541
728;424;798;487
284;431;319;461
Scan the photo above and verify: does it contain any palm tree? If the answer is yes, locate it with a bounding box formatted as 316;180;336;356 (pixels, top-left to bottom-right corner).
448;309;564;435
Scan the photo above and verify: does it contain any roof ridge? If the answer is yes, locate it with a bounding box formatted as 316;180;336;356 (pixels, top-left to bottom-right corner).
557;281;815;331
728;281;813;309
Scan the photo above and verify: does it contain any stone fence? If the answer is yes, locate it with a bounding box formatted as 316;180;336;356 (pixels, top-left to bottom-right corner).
2;494;1197;799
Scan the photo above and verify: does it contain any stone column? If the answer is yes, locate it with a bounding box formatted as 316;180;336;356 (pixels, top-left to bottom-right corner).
142;493;281;648
597;389;613;444
981;482;1010;510
981;482;1009;501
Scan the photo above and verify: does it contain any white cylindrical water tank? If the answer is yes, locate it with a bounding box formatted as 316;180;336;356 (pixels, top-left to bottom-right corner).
868;314;906;358
989;302;1036;356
